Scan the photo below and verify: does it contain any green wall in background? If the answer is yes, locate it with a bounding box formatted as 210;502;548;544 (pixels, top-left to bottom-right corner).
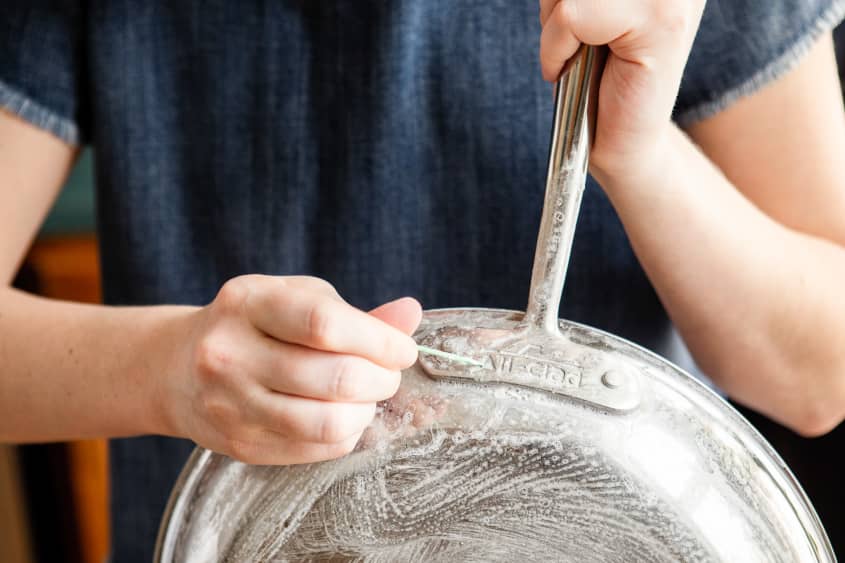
41;149;96;236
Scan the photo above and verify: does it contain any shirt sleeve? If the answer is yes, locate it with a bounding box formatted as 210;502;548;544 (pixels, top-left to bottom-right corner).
675;0;845;126
0;0;89;145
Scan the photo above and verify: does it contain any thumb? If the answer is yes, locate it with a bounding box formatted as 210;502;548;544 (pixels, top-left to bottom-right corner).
368;297;423;336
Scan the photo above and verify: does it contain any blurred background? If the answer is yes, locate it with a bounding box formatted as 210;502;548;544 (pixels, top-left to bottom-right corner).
1;150;107;563
3;27;845;563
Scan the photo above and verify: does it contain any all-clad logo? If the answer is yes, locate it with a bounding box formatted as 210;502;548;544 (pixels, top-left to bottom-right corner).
486;352;582;389
419;330;640;411
420;338;584;391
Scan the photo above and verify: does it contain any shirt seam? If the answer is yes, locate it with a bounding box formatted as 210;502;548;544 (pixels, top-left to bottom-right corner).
0;78;80;145
675;0;845;127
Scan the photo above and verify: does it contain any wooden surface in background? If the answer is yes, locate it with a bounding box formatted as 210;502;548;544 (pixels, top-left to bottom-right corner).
0;445;35;563
25;235;110;563
26;236;102;304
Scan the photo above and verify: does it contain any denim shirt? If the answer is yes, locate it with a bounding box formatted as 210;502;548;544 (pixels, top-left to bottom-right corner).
2;1;844;561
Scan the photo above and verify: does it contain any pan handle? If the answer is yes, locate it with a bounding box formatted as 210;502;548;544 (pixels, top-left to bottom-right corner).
524;45;607;334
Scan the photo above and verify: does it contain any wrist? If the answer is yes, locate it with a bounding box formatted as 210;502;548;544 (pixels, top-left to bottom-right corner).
591;122;678;201
132;305;200;437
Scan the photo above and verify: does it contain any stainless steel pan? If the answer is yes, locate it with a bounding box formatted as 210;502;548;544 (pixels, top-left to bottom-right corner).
154;46;835;562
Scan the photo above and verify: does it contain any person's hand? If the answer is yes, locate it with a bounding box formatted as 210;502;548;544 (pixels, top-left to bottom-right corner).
539;0;705;184
159;275;422;465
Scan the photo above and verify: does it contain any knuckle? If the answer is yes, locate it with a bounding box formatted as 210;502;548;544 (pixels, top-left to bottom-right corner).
552;0;574;28
216;277;250;311
331;357;362;401
306;301;337;348
193;336;232;381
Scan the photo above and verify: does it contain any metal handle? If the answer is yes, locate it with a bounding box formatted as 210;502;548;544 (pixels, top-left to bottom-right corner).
524;45;606;334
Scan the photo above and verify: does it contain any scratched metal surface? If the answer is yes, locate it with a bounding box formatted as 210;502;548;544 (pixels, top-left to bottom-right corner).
155;310;834;563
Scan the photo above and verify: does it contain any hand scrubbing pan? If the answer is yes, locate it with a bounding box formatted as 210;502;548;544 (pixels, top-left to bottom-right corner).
154;46;835;563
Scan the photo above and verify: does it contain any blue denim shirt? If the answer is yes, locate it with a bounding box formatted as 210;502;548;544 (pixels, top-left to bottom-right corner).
2;1;844;561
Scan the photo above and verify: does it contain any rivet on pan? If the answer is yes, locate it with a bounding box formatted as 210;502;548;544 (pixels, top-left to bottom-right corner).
601;370;626;389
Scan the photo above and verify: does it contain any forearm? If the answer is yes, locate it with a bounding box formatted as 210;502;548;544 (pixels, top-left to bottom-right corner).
0;286;196;442
596;124;845;435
